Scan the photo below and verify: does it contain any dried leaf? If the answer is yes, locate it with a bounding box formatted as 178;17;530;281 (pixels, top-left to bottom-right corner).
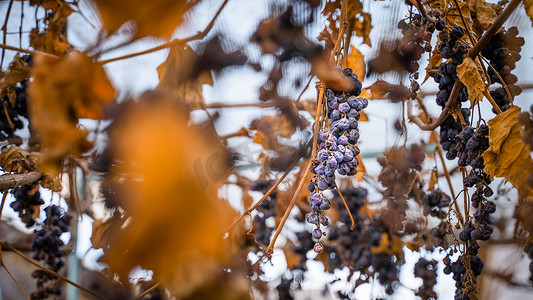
428;168;438;191
93;0;191;39
370;233;403;258
457;57;485;105
250;114;297;151
346;46;365;80
0;146;62;191
354;12;372;47
0;54;31;97
483;107;533;194
368;80;411;102
355;154;365;182
471;0;502;31
29;52;115;173
311;56;353;92
446;1;472;31
104;95;236;297
359;111;369;122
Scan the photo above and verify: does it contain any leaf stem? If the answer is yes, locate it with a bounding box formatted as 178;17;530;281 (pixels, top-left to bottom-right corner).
334;182;355;230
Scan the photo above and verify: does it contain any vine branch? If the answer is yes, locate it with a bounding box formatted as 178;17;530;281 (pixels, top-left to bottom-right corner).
99;0;230;65
0;171;42;191
1;241;105;300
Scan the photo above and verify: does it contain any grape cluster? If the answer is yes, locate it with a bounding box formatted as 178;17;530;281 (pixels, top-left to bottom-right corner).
396;13;434;72
326;188;400;295
422;190;451;218
10;184;44;227
414;258;438;300
0;55;31;141
307;68;367;252
429;24;473;160
250;179;278;248
481;27;524;113
433;26;469;107
444;254;484;300
439;109;470;160
31;205;71;300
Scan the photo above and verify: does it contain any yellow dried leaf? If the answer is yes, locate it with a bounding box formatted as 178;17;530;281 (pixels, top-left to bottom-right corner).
355;154;365;182
29;52;115;173
472;0;502;31
93;0;191;39
104;96;236;297
359;110;369;122
428;168;438;191
354;12;372;47
483;107;533;194
457;57;485;105
346;46;365;80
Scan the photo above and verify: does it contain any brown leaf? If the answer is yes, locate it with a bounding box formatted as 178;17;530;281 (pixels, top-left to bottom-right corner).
157;46;213;108
104;96;236;297
368;80;411;102
93;0;192;39
472;0;502;31
359;110;369;122
428;168;438;191
0;54;31;98
310;56;353;92
346;46;366;81
29;52;115;173
354;12;372;47
355;154;365;182
446;1;473;30
0;146;62;192
483;106;533;194
457;57;485;105
250;114;297;151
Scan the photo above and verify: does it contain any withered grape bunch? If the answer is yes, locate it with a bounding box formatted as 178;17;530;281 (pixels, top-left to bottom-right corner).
307;68;367;253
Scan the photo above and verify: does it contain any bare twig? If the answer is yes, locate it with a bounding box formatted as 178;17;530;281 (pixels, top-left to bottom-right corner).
266;160;312;254
334;182;355;230
295;76;314;103
2;241;105;300
0;43;57;58
223;149;303;234
0;172;42;191
135;282;161;300
1;0;14;67
2;264;30;300
99;0;230;65
202;102;274;109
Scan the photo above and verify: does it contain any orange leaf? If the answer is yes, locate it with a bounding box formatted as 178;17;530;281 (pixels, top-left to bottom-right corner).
483;107;533;195
94;0;192;39
346;46;365;80
104;95;236;297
